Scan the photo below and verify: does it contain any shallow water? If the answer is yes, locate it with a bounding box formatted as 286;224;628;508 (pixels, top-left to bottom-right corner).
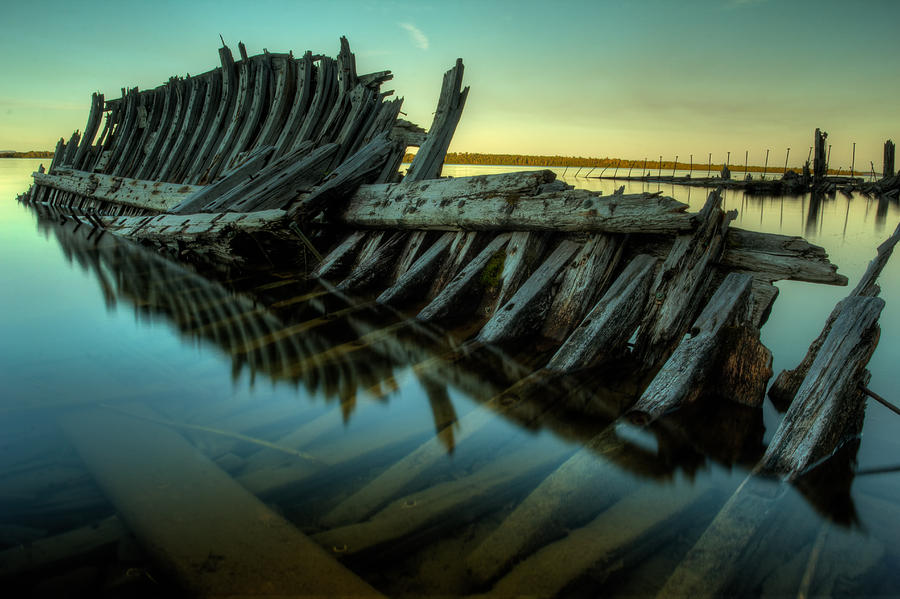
2;158;900;597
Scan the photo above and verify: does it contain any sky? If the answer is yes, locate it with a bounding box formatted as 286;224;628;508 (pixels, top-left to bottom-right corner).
1;0;899;170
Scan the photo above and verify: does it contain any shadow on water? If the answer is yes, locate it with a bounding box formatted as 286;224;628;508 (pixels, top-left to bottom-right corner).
4;194;896;597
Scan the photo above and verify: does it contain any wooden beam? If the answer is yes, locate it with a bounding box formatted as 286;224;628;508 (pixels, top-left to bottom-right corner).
33;169;202;213
341;172;694;234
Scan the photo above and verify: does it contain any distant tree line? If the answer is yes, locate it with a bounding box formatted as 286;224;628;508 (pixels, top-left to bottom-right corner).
0;151;54;158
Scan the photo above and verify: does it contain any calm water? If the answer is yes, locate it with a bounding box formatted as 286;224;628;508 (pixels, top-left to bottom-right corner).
2;158;900;597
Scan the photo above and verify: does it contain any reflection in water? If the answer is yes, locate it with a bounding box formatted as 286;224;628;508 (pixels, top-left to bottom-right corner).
6;174;900;597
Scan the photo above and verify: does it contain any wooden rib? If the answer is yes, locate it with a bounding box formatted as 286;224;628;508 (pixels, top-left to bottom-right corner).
376;232;454;304
541;233;626;342
405;59;468;181
336;231;407;292
417;233;512;323
170;144;274;214
312;231;369;279
293;57;337;150
546;254;658;372
272;52;314;159
252;55;295;152
476;240;580;345
72;93;105;171
202;55;254;182
220;57;270;175
104;87;139;175
627;272;757;425
147;79;189;180
156;75;208;182
170;70;222;182
185;45;237;184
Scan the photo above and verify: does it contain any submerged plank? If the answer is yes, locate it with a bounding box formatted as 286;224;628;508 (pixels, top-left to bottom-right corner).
58;405;384;598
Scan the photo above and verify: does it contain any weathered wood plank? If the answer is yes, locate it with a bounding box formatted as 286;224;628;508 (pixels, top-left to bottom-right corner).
721;228;847;285
59;405;385;598
376;232;455;305
476;240;580;345
290;132;396;222
33;169;201;213
341;178;693;233
337;231;406;292
417;233;512;323
185;45;238;184
312;441;570;557
768;222;898;407
759;295;883;479
312;230;369;279
252;55;294;151
466;425;638;585
627;273;767;425
214;142;337;213
272;52;314;159
405;59;468;181
540;233;625;342
546;254;657;372
202;56;255;182
220;57;270;174
169;145;275;214
72;92;104;171
481;480;713;598
633;189;734;368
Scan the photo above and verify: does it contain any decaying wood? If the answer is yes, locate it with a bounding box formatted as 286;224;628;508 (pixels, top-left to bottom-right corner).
540;234;625;342
33;169;201;213
480;480;713;598
769;222;899;407
169;144;275;213
476;240;580;345
312;230;369;279
337;231;406;292
377;232;455;305
312;441;570;557
546;254;657;372
58;405;385;598
417;233;511;322
341;171;694;234
466;422;668;585
633;189;734;368
759;296;883;479
628;272;770;425
404;58;468;182
721;229;847;285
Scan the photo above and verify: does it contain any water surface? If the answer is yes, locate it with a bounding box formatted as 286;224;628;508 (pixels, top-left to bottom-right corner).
2;159;900;597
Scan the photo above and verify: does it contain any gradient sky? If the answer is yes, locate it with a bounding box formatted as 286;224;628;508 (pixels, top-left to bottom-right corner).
2;0;898;169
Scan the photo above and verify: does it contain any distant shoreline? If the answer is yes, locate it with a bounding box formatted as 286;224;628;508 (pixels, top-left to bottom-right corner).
0;151;54;159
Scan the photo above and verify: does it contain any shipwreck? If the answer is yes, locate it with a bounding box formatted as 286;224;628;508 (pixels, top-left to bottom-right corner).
14;36;899;597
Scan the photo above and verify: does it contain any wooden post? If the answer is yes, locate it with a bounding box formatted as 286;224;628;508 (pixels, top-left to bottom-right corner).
707;152;711;177
658;154;663;178
813;128;828;183
851;141;856;177
672;155;678;178
762;148;769;179
643;157;648;176
783;147;790;175
744;150;748;178
884;140;895;178
689;153;693;175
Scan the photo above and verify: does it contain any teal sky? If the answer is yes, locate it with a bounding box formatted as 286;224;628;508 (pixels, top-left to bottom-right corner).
2;0;898;169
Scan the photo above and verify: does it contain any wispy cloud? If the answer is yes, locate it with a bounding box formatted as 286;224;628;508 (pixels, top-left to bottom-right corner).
399;22;429;50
